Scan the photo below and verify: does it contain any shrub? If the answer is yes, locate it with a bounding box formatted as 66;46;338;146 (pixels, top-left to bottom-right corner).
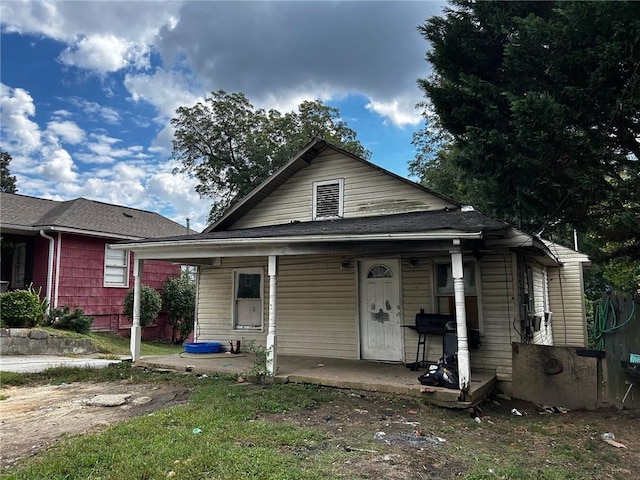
162;272;196;343
48;306;94;334
123;284;162;327
0;286;47;327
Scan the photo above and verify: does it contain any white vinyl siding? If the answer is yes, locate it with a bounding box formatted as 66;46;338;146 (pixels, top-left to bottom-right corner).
195;255;358;359
543;242;589;347
104;245;129;287
400;256;437;362
230;150;456;229
471;253;518;383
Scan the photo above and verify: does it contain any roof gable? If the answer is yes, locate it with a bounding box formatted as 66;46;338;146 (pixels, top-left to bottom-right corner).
206;138;460;232
0;193;186;239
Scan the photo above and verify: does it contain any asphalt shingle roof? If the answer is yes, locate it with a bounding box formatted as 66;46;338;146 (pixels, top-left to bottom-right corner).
131;208;510;244
0;193;187;239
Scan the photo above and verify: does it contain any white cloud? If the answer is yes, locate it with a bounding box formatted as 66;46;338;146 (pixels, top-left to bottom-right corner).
59;34;150;74
365;98;422;128
124;68;202;117
0;84;42;154
37;147;77;182
46;120;86;144
146;171;210;231
66;97;121;124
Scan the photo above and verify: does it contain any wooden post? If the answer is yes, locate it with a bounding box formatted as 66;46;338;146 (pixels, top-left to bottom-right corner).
450;240;471;394
266;255;278;375
130;256;144;362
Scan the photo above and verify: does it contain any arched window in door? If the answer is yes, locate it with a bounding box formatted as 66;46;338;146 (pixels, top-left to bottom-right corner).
367;265;392;279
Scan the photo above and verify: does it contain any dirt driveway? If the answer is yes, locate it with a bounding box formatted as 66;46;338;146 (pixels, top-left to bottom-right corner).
0;381;190;467
1;379;639;478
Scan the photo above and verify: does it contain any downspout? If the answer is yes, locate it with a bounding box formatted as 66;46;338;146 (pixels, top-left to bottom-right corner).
54;232;62;308
39;230;55;315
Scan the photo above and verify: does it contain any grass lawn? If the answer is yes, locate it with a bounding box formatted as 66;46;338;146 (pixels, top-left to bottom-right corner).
40;327;184;357
1;363;638;480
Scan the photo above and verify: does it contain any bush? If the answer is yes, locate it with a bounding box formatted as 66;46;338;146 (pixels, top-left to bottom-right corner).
0;286;47;327
162;272;196;343
47;306;94;334
123;284;162;327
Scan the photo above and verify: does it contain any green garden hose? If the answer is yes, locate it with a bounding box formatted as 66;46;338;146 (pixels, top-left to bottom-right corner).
594;294;636;350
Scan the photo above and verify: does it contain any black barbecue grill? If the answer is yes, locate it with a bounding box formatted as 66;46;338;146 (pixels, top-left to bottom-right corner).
405;310;453;370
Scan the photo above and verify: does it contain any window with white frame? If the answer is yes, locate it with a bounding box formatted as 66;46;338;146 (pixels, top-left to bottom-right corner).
11;242;26;288
104;245;129;287
233;269;263;329
434;260;480;330
313;179;344;220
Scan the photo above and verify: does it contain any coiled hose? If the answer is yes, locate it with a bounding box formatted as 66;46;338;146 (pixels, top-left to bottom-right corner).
594;294;636;350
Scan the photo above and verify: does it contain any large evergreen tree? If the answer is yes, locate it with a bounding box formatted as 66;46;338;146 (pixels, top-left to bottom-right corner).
1;150;17;193
171;90;369;222
412;1;640;271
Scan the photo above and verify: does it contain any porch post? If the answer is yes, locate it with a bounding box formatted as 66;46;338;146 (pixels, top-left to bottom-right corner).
450;239;471;393
130;256;144;362
266;255;278;375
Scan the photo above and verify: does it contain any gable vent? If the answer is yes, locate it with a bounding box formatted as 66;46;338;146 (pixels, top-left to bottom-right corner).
313;179;344;220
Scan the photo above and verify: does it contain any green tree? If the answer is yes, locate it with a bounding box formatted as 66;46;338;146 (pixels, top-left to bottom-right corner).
171;90;370;221
413;1;639;256
162;271;196;344
1;150;17;193
123;284;162;328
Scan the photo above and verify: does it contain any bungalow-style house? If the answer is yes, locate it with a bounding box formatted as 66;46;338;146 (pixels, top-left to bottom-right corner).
0;193;187;339
118;138;590;399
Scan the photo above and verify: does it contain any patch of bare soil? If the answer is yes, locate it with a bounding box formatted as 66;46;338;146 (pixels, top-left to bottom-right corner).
0;382;190;467
265;390;640;480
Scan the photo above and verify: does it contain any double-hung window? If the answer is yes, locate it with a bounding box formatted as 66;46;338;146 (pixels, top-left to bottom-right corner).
435;260;480;330
104;245;129;287
233;269;263;330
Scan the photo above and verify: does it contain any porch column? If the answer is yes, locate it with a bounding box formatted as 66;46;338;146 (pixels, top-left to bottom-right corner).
450;239;471;393
130;256;144;362
266;255;278;375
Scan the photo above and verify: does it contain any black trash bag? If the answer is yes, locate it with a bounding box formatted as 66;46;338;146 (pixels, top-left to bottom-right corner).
417;360;460;389
437;365;459;389
418;364;439;385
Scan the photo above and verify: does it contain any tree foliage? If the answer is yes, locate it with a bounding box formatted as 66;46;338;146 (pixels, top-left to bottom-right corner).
123;284;162;328
171;90;370;222
161;271;196;344
1;150;17;193
412;1;640;268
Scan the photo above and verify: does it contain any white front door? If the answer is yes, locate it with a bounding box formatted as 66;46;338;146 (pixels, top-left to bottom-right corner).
358;259;402;362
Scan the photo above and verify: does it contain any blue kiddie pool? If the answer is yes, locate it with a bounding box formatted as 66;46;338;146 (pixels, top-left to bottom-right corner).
183;342;222;354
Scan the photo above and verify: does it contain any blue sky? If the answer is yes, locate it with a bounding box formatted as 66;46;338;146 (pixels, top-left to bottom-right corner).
1;1;445;232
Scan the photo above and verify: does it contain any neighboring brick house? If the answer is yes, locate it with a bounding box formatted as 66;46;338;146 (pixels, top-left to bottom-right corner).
0;192;188;340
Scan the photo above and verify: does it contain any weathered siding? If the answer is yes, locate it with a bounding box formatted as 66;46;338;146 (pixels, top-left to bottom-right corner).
196;255;359;359
400;256;440;363
544;243;589;347
471;253;518;382
31;236;51;297
56;233;180;330
230;150;454;229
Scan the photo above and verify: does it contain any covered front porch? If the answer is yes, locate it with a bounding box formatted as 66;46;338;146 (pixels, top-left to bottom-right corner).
136;352;497;408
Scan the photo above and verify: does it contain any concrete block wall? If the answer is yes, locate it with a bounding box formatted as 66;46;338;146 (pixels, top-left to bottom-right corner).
0;328;98;355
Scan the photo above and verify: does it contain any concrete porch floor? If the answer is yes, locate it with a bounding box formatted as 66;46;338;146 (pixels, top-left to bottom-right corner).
137;353;496;408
